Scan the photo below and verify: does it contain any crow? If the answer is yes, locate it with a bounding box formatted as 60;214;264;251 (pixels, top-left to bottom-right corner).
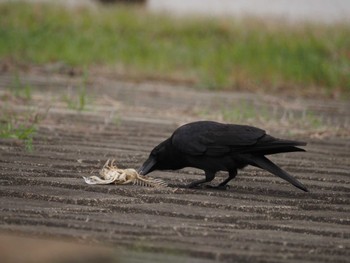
139;121;308;192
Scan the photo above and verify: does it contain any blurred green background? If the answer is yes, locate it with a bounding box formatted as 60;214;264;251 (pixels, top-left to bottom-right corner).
0;1;349;97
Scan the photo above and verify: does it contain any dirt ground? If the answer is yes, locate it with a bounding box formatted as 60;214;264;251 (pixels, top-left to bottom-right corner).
0;71;349;263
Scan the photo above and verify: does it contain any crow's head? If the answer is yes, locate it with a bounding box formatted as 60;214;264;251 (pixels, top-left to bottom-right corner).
139;138;183;175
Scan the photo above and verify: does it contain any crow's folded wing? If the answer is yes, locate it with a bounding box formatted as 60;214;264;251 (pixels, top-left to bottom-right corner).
171;121;266;156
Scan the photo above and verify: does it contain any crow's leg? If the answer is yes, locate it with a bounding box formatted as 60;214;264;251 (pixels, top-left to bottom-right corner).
207;169;237;190
187;170;216;188
218;169;237;187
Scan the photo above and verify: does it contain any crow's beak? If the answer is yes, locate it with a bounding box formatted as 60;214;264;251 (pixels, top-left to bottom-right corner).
138;157;156;175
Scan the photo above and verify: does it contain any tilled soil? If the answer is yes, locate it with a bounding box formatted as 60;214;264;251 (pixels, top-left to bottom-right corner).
0;72;349;262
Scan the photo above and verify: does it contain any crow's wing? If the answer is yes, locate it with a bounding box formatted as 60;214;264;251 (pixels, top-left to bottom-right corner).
171;121;266;156
238;134;307;155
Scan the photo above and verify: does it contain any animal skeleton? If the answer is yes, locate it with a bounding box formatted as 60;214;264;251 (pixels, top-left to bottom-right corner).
83;159;167;188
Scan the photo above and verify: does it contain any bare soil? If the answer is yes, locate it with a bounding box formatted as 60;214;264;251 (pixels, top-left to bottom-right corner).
0;72;349;263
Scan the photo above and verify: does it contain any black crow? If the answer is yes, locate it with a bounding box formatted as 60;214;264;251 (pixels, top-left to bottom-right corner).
139;121;308;192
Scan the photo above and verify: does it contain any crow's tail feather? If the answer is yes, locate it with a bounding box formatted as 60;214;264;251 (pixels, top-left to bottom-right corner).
254;146;305;156
245;155;308;192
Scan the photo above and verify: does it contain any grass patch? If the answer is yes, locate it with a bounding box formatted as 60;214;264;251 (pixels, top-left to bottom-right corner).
0;2;349;96
0;123;36;151
0;94;47;151
63;69;90;111
0;113;37;151
0;72;38;150
220;102;269;123
8;72;32;100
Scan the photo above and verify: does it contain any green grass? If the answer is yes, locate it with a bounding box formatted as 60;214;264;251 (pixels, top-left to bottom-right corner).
220;102;268;123
63;69;89;111
1;71;41;151
0;72;38;150
0;119;36;151
8;72;32;100
0;2;349;96
0;109;41;151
